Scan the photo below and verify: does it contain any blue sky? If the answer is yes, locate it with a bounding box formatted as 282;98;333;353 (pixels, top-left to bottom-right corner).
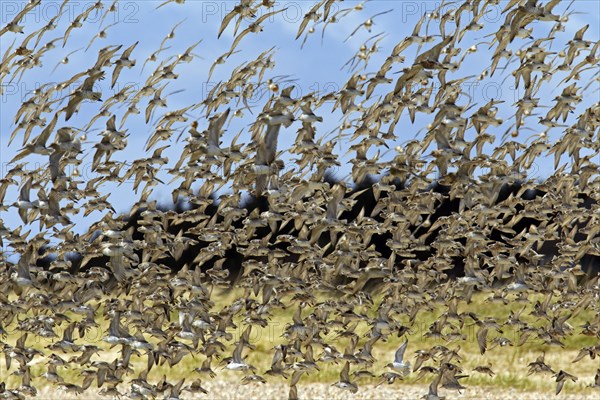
1;0;599;246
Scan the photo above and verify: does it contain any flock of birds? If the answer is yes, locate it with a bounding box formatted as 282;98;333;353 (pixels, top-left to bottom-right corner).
1;0;600;399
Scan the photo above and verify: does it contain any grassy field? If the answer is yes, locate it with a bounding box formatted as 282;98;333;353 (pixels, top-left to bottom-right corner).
1;289;599;398
29;381;600;400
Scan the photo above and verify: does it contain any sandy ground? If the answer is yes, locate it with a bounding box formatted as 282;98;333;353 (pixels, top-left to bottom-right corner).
32;381;600;400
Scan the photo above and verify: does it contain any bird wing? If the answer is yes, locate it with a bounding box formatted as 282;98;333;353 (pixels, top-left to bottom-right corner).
340;361;350;381
218;7;240;38
263;124;281;164
290;370;304;386
232;340;244;362
208;108;230;147
19;178;32;202
476;327;488;355
394;339;408;363
296;2;322;39
229;26;252;54
122;40;139;59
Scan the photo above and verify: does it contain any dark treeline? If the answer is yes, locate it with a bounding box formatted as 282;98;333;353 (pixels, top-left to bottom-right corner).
36;173;599;286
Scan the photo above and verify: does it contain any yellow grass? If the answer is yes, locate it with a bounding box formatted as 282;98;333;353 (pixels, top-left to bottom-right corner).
1;289;598;398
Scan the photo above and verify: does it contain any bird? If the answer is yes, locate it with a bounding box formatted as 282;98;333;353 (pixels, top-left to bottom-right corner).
63;70;104;120
202;107;231;157
422;368;445;400
589;369;600;389
527;353;555;376
156;0;185;9
296;1;323;40
0;2;599;399
227;8;288;55
111;41;138;88
225;337;256;372
473;364;495;377
344;9;393;42
12;245;36;287
85;21;119;51
51;47;84;74
0;0;41;35
553;370;578;395
14;177;36;224
386;339;411;377
332;361;358;393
